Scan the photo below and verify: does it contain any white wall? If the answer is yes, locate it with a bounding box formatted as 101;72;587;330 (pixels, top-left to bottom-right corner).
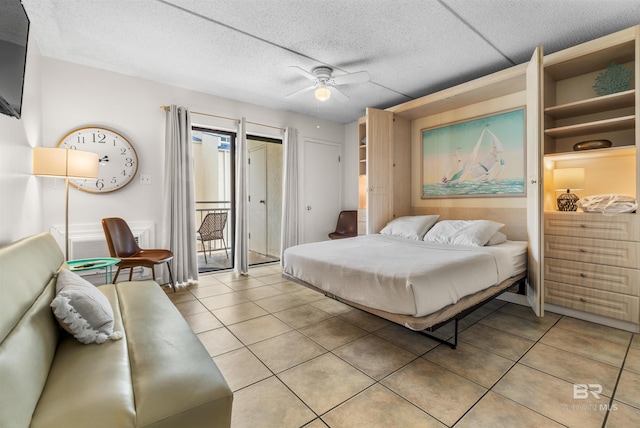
0;37;43;245
36;58;347;248
0;42;355;248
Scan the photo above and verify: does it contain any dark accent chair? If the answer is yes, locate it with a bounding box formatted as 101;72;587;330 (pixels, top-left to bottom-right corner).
328;210;358;239
102;217;175;289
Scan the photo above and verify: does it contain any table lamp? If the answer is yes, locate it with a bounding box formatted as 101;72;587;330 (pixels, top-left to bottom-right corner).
33;147;99;259
554;167;585;211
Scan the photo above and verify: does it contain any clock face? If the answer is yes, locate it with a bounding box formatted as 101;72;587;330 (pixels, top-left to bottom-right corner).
57;127;139;193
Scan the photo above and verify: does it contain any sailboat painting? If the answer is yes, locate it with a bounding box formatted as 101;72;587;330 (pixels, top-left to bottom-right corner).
421;109;525;198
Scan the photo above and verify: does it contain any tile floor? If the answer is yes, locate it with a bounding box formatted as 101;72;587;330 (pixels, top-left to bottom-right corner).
165;265;640;428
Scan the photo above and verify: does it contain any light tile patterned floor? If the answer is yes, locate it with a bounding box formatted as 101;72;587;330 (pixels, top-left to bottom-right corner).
166;265;640;428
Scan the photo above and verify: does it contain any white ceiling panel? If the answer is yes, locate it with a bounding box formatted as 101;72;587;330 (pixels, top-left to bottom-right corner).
443;0;640;64
20;0;640;123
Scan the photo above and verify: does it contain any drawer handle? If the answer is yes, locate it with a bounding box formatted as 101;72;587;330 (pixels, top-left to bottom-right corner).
579;224;587;228
580;273;587;278
580;297;587;303
579;248;587;253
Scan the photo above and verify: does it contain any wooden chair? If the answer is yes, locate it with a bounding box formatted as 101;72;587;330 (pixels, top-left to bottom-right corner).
197;212;228;263
101;217;175;289
328;210;358;239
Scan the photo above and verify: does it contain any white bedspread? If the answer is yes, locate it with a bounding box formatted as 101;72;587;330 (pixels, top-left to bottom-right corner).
283;234;527;317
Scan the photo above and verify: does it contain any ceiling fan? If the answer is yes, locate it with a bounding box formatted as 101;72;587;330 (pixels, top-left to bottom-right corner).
286;66;370;102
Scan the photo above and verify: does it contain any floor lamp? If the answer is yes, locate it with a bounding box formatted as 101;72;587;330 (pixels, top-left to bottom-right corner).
33;147;99;260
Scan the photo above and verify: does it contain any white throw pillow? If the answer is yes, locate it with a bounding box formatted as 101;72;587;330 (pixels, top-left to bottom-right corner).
380;215;440;240
423;220;504;247
50;269;123;344
486;231;507;246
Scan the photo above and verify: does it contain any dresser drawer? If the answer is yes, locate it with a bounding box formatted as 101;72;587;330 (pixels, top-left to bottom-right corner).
544;235;640;269
545;280;640;322
545;212;640;241
544;258;639;296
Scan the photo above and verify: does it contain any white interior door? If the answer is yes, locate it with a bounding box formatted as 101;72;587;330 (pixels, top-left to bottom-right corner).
248;145;267;255
303;140;341;243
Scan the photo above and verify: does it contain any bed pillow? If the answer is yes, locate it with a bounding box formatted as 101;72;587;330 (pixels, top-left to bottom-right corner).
423;220;504;246
50;268;123;344
486;231;507;246
380;215;440;240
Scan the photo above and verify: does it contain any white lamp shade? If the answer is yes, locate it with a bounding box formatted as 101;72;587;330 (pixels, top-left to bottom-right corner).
554;168;585;191
33;147;99;179
314;85;331;101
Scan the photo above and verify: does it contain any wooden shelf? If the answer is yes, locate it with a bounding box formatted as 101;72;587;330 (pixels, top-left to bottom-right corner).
545;115;635;138
545;90;635;119
545;145;636;161
544;28;637;80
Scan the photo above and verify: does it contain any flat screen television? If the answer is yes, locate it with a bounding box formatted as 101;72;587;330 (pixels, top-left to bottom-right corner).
0;0;30;119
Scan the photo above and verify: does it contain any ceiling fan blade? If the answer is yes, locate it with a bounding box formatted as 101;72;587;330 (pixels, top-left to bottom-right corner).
332;71;370;86
330;86;350;102
285;85;316;99
288;66;317;81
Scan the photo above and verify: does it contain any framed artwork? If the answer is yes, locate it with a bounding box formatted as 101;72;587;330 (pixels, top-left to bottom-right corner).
421;108;525;198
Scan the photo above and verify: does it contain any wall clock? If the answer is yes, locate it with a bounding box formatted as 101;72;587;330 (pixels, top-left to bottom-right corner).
57;126;139;193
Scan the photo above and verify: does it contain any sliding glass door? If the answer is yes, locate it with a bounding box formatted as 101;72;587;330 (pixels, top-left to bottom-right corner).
192;128;282;272
193;128;235;272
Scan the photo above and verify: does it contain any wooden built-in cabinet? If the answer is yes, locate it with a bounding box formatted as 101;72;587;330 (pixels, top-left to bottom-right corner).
542;26;638;210
360;25;640;331
357;108;411;235
540;26;639;331
357;117;367;235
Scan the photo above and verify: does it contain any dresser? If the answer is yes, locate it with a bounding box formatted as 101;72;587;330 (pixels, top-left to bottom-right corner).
544;212;640;329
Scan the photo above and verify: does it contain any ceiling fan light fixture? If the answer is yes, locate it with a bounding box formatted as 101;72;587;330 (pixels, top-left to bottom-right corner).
314;85;331;101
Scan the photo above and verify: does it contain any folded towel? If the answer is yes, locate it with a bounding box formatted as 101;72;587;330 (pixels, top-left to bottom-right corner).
578;194;637;213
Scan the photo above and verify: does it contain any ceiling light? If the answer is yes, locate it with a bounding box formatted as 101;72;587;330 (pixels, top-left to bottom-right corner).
314;85;331;101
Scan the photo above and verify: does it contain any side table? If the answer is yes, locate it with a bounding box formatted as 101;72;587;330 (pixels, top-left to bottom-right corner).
67;257;120;284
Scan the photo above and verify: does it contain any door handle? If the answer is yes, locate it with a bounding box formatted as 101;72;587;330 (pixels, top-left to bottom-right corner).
306;206;312;211
260;200;266;204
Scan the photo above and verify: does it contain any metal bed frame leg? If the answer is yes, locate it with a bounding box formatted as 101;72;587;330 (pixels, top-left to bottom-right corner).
453;318;458;348
416;276;527;350
419;317;458;349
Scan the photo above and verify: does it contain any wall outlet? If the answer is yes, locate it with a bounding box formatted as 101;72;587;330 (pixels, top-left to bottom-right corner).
140;174;151;185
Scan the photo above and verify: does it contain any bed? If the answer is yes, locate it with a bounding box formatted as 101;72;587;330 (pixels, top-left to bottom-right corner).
282;216;528;348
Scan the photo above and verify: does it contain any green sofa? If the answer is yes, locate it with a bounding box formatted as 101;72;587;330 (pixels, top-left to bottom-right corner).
0;233;232;428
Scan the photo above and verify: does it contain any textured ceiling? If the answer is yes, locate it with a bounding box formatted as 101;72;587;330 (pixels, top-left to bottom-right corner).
20;0;640;124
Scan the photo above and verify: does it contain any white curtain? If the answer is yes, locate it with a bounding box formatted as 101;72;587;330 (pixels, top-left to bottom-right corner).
280;127;300;262
234;118;249;274
162;105;198;286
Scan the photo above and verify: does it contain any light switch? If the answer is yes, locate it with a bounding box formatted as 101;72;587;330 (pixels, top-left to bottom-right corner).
140;174;151;185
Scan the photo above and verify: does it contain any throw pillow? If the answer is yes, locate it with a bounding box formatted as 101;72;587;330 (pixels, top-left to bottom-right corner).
423;220;504;247
486;231;507;246
50;268;123;344
380;215;440;240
